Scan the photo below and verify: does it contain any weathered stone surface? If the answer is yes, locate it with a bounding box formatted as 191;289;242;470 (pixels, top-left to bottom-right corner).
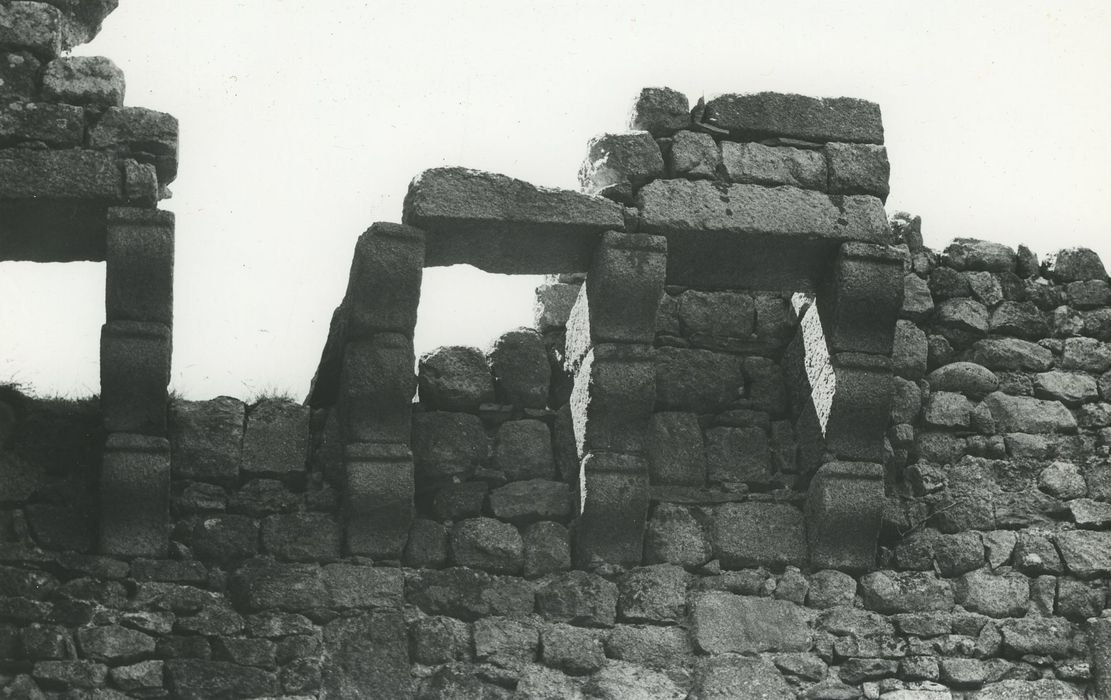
648;412;705;485
860;570;954;613
164;658;277;698
704;426;770;484
711;502;807;569
473;616;539;663
1055;530;1111;577
953;568;1030;618
903;272;934;321
409;567;535;621
0;3;63;57
42;55;122;105
191;515;258;565
534;281;580;331
927;362;998;399
822;242;904;355
982;392;1077;433
403;518;448;569
99;321;170;435
629;87;689;136
260;512;340;562
807;461;885;571
570;345;656;457
451;518;523;575
1039;461;1087;499
678;289;755;340
523;521;571;578
825;354;894;462
605;623;693;670
807;570;857;609
492;419;555;481
1045;247;1107;282
690;591;812;653
974;679;1083;699
230;560;327;613
579;131;664;202
338;334;416;444
617;565;688;623
1;50;41;102
536;570;617;628
403;167;624;273
720;141;826;189
704;92;884;144
999;616;1071;657
321;611;411;699
826;142;890;200
89;106;179;182
489;479;572;524
1069;497;1111;527
644;502;712;567
893;320;928;379
944;239;1017;273
0;100;82;146
668;129;720;179
966;338;1054;371
412;411;487;481
240;399;308;482
75;625;154;663
488;328;551;408
690;653;794;699
1061;336;1111;373
169;397;243;485
410;615;469;665
110;660;163;692
343;442;414;559
654;347;745;411
1033;370;1098;406
583;661;685;700
1067;279;1111;309
540;624;606;675
936;297;989;344
925;390;973;428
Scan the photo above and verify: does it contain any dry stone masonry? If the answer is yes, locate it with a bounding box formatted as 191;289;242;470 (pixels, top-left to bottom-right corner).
3;6;1111;695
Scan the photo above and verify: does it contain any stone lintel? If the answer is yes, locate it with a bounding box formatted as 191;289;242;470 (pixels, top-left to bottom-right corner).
637;179;889;291
402;167;625;273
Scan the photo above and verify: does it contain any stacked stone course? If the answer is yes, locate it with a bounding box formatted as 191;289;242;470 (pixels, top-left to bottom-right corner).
4;13;1111;691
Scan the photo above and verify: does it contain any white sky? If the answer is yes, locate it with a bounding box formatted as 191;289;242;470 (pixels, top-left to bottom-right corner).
1;0;1109;400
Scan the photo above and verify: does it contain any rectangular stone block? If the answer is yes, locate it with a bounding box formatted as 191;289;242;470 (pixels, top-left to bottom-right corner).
721;141;827;190
586;231;667;344
338;333;416;444
637;179;889;290
690;591;813;654
242;399;309;484
710;502;808;569
169;397;244;486
342;222;425;338
571;344;656;458
825;353;893;463
105;207;174;325
344;443;414;560
574;468;648;569
819;242;903;355
826;143;890;201
0;2;63;58
0;149;123;200
87;107;180;183
402;167;625;273
806;461;884;572
100;321;171;436
99;433;170;558
1;51;42;102
0;101;83;146
704;426;771;485
704;92;884;144
649;412;706;486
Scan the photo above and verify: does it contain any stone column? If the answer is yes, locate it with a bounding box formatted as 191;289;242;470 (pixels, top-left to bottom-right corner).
99;208;175;556
566;231;666;568
805;241;902;572
335;223;425;560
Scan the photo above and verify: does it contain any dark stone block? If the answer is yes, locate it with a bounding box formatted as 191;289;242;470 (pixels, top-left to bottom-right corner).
711;502;807;570
169;396;244;486
571;344;656;458
261;512;341;562
536;570;617;627
819;242;903;355
628;87;690;137
488;328;551;409
191;514;258;566
104;207;174;324
402;167;624;273
806;461;884;572
825;353;893;462
574;468;649;569
165;658;278;699
338;333;415;444
100;321;170;435
412;411;487;481
231;559;327;613
407;567;535;621
89;106;179;182
344;442;414;559
417;345;494;411
703;92;884;144
99;433;170;558
241;399;309;483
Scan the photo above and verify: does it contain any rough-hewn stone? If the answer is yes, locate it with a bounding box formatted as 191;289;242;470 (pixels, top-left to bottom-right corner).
690;591;812;653
704;92;884;144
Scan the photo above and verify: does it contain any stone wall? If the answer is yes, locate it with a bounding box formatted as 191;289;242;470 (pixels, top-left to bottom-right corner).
3;7;1111;691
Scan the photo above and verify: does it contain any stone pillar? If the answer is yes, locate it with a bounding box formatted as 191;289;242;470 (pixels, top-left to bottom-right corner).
99;208;175;557
333;223;425;560
99;433;170;557
566;232;666;568
801;241;900;572
344;442;415;560
806;461;885;571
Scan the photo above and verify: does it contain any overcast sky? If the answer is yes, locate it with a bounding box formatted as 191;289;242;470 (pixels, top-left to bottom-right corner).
1;0;1109;400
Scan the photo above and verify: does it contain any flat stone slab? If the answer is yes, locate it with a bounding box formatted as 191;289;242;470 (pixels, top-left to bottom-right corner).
0;149;123;200
703;92;884;144
637;179;889;290
402;167;625;273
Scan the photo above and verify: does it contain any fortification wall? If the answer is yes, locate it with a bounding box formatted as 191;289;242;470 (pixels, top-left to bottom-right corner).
3;3;1111;693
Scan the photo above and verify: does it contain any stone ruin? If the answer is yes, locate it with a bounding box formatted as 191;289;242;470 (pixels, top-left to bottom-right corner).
3;3;1111;698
